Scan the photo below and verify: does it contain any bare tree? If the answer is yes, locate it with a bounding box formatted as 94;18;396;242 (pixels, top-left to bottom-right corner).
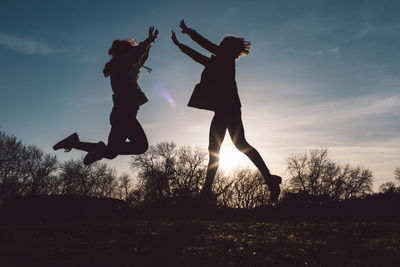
91;163;118;197
378;168;400;194
230;169;269;208
0;131;58;200
395;167;400;183
170;146;206;197
55;159;118;197
22;145;58;195
286;148;373;200
214;171;234;207
131;142;175;202
125;183;146;207
0;131;27;199
130;142;207;203
340;166;373;199
116;173;132;200
379;182;399;194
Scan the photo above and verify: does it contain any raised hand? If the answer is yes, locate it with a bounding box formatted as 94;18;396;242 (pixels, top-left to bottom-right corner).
179;19;189;34
148;26;159;42
171;31;180;46
153;29;159;40
148;26;155;38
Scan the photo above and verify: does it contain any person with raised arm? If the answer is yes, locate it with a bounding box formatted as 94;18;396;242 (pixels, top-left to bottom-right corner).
54;26;158;165
171;20;281;203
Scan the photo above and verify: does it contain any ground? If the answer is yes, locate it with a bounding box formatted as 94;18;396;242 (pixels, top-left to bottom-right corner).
1;219;399;266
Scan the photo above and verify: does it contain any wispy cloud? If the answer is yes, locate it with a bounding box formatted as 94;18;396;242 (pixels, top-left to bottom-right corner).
311;50;323;56
0;33;56;55
253;93;400;143
242;92;400;185
310;48;340;56
328;48;340;53
356;24;375;39
355;20;400;39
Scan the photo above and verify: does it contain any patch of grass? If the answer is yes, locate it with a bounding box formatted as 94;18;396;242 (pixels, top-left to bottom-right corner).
1;220;399;266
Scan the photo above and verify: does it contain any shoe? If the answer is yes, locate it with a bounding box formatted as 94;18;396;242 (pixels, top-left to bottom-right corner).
53;133;79;152
83;141;106;165
266;174;282;202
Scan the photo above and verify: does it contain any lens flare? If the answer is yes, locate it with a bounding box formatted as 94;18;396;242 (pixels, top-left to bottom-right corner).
156;83;176;108
218;143;252;172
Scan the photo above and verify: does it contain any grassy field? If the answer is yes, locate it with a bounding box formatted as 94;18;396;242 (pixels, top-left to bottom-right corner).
1;219;399;267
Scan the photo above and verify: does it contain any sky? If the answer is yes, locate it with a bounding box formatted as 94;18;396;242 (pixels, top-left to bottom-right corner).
0;0;399;188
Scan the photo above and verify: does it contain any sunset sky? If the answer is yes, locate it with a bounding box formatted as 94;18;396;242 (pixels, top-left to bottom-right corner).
1;0;399;188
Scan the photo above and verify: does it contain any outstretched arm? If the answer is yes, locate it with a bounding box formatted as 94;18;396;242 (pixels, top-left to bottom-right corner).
171;31;209;66
180;20;219;55
126;26;158;65
138;45;150;67
138;26;158;50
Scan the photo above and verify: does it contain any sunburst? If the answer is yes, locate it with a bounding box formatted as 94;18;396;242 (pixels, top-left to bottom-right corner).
217;142;252;172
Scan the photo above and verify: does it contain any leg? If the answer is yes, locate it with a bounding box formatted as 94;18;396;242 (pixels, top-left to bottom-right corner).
83;106;129;163
103;123;127;159
122;116;148;154
105;117;148;158
53;132;97;153
75;141;97;152
202;112;228;194
103;107;148;159
227;110;281;202
227;111;270;177
54;132;107;165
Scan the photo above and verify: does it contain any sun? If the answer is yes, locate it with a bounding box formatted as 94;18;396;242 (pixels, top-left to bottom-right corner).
217;142;252;173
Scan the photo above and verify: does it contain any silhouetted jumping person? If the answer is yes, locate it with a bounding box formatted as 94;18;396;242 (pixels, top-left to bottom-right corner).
54;27;159;165
172;20;281;202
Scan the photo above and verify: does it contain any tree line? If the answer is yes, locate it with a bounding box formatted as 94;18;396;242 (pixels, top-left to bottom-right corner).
1;130;399;208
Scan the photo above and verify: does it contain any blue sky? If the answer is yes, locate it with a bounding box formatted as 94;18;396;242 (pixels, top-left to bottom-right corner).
1;0;399;187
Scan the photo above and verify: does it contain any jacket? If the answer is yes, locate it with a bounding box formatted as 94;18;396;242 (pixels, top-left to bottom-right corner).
178;29;241;111
109;38;153;107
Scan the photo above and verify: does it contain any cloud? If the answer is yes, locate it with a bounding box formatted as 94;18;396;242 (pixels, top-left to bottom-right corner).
311;50;323;56
310;48;340;56
328;48;340;53
0;33;56;55
264;93;400;143
242;92;400;185
356;24;374;39
355;21;400;39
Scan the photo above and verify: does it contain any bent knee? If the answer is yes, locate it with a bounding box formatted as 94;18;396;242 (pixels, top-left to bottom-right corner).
208;143;221;153
137;141;149;154
104;150;118;160
234;140;251;152
139;144;149;154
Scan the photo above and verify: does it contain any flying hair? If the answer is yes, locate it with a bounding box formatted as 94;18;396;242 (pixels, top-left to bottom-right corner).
219;35;251;59
103;40;134;77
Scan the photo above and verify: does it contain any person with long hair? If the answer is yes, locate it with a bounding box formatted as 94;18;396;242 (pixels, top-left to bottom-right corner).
54;27;158;165
171;20;281;202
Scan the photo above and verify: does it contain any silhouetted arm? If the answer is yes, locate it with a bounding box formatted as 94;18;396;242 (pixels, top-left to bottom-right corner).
178;43;210;65
126;27;158;65
186;29;219;55
180;20;219;55
172;31;209;66
126;38;152;65
138;46;150;67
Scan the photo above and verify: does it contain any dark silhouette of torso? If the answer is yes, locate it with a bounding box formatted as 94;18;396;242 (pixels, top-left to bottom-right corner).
192;54;241;111
109;43;150;107
175;29;241;111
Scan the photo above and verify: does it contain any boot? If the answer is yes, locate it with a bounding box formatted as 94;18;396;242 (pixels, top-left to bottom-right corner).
53;133;79;152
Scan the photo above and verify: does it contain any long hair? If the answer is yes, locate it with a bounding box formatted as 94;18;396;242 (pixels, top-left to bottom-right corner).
219;35;251;60
103;40;134;77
